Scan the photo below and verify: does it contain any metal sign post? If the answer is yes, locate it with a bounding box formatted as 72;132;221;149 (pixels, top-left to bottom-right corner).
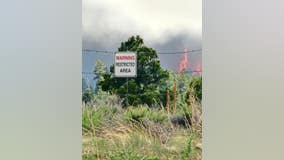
114;52;137;106
126;77;129;106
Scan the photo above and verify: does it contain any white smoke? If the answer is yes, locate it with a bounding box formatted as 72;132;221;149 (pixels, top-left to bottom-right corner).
83;0;202;49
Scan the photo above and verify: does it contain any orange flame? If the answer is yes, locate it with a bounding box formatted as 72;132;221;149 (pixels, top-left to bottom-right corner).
178;49;188;73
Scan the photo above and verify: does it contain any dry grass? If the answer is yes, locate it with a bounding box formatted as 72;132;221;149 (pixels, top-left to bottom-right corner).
82;103;202;160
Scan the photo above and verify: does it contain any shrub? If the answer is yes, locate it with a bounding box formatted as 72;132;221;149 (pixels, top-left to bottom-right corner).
124;106;168;124
179;135;202;160
82;105;120;133
147;109;168;123
82;107;103;133
124;106;148;122
171;104;192;127
170;115;187;127
93;91;122;107
189;77;202;101
82;88;94;104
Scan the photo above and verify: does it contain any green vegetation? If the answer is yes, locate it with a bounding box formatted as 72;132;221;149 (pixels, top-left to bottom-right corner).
82;36;202;160
189;77;202;102
124;106;168;123
99;36;169;107
82;88;94;104
93;60;107;92
82;93;202;160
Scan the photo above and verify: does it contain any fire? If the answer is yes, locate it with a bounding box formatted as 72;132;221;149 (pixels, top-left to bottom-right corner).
178;48;202;76
178;49;188;73
195;63;202;76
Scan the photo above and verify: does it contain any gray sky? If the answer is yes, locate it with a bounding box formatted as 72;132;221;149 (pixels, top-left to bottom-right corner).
82;0;202;84
83;0;201;49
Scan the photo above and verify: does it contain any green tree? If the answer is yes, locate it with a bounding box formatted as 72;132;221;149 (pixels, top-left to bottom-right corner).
93;60;107;92
99;35;169;107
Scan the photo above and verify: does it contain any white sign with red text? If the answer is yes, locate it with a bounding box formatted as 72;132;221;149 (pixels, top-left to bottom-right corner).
114;52;137;77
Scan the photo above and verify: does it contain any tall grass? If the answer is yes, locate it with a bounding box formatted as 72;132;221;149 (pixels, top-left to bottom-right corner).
82;93;202;160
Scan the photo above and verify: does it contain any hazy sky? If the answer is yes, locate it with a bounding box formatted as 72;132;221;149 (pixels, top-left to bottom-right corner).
83;0;202;50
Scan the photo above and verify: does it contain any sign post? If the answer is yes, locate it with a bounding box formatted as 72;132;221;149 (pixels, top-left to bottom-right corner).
114;52;137;106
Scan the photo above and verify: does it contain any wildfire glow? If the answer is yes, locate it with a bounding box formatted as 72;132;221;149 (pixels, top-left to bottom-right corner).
195;63;202;76
178;48;202;76
178;49;188;73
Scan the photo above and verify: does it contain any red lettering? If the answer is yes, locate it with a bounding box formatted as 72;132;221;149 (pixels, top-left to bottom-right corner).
116;55;135;60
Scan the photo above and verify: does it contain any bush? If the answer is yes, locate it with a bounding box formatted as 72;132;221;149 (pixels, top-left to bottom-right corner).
171;104;192;127
179;135;202;160
82;107;103;133
82;105;120;133
93;91;122;107
124;106;168;124
82;88;94;104
124;106;148;122
147;109;168;123
189;77;202;101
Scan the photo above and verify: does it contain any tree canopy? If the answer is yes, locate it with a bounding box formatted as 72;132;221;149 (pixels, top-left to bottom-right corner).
93;60;107;92
99;35;169;107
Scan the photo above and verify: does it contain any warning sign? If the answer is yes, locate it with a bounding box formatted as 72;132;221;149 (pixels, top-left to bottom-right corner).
114;52;137;77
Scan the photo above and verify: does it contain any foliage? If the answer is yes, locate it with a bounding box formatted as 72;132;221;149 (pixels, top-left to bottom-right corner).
147;109;168;123
163;71;192;106
82;102;202;160
177;70;192;93
93;90;122;107
180;137;193;159
82;105;120;133
82;35;202;160
82;88;94;104
124;106;167;123
83;133;163;160
189;77;202;101
99;35;169;107
109;150;160;160
82;106;103;132
124;106;148;122
163;71;202;110
179;135;202;160
93;60;107;92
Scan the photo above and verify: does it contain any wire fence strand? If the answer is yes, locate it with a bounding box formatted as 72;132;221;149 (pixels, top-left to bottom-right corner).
82;49;202;55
